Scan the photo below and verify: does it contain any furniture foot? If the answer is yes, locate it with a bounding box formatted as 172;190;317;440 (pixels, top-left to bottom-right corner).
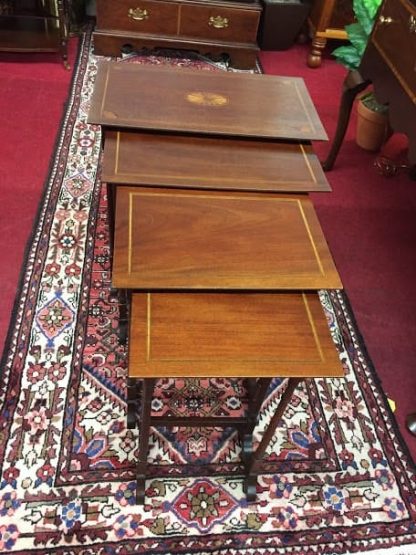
243;475;258;502
135;378;156;504
307;36;326;68
406;413;416;436
127;378;140;429
322;70;370;171
136;473;146;504
239;432;253;464
118;289;129;345
227;49;258;70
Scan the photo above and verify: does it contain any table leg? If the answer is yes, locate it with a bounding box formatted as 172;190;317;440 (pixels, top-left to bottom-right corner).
240;379;272;460
136;377;156;504
57;0;70;69
307;36;326;69
322;70;370;171
244;377;303;501
240;378;272;500
127;377;141;429
107;182;116;266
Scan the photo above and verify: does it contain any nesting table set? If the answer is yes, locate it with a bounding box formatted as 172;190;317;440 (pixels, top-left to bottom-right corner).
88;62;344;504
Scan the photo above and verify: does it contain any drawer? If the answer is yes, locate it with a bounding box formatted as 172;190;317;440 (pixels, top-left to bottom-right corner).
95;0;179;35
179;3;260;43
372;0;416;101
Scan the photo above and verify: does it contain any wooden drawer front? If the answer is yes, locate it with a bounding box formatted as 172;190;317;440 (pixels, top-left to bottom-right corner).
179;4;260;43
373;0;416;102
96;0;179;35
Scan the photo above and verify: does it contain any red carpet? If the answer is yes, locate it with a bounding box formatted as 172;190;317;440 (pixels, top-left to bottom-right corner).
0;40;415;471
260;47;416;465
0;41;78;359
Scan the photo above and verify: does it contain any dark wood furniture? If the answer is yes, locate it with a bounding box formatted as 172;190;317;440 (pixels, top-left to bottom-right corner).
307;0;354;68
0;0;70;67
323;0;416;171
88;62;344;504
93;0;262;69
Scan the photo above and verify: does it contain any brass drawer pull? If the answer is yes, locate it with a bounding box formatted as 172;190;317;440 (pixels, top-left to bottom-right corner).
409;15;416;34
378;15;394;25
208;15;229;29
128;7;149;21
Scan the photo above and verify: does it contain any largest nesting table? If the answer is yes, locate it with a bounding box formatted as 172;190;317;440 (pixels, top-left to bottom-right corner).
88;62;344;503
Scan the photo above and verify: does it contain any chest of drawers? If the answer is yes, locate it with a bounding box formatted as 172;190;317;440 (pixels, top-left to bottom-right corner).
93;0;262;69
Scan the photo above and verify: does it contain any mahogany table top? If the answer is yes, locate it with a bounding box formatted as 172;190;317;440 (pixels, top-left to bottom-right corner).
128;291;344;378
102;130;331;193
88;62;328;141
113;187;342;290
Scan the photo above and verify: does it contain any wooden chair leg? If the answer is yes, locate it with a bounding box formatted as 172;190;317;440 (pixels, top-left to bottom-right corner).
322;70;370;171
136;378;156;504
244;377;303;501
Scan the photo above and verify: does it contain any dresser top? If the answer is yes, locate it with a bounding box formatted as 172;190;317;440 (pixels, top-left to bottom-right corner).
88;61;328;141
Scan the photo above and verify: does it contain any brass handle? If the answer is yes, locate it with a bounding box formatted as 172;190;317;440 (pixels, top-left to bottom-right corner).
378;15;394;25
128;7;149;21
409;15;416;33
208;15;229;29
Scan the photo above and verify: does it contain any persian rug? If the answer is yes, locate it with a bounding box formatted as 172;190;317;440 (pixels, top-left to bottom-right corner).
0;31;415;555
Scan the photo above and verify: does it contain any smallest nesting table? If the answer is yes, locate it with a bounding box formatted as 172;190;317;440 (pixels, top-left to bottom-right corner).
127;290;343;502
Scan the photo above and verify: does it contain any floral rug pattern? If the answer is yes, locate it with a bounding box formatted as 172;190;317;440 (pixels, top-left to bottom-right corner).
0;33;415;555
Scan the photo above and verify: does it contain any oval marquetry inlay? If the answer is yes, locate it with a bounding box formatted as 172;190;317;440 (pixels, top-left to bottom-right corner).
186;91;229;106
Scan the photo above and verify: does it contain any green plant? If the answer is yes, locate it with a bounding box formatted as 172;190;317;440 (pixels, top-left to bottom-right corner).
360;91;389;113
333;0;382;70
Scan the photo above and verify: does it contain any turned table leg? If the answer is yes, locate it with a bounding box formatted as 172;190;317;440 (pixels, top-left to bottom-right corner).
406;413;416;436
307;36;327;68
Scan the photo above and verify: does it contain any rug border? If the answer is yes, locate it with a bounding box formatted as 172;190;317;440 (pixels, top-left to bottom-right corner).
337;290;416;471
